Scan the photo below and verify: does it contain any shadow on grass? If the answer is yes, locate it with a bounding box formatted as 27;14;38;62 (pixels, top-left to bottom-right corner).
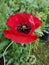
0;57;4;65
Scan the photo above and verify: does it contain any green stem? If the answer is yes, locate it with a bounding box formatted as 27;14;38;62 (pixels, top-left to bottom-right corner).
3;41;14;65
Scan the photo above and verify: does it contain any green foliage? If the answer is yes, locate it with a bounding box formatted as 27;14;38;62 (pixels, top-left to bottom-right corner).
0;0;49;65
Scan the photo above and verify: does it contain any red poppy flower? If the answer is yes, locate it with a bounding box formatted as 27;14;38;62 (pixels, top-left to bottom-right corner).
3;12;42;44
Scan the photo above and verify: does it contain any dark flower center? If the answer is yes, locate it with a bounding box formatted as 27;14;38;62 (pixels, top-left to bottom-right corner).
17;23;31;34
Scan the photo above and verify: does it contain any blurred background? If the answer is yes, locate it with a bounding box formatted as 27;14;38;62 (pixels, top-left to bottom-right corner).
0;0;49;65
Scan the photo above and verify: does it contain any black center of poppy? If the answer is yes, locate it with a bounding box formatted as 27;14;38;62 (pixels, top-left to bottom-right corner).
17;23;31;34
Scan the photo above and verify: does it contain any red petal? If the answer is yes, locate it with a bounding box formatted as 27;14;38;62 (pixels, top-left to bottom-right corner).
6;13;35;33
3;30;38;44
6;15;19;29
6;13;31;29
33;15;42;29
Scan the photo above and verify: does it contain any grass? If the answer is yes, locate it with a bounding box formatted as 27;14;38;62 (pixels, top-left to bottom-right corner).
0;0;49;65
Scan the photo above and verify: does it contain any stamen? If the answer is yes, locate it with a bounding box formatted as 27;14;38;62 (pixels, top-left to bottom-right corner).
17;23;31;34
